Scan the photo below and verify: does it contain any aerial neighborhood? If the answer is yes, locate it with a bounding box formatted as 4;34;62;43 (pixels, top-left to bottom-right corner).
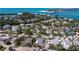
0;10;79;51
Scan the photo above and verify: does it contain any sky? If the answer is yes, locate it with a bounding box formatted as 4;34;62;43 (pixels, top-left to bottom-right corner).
0;0;78;8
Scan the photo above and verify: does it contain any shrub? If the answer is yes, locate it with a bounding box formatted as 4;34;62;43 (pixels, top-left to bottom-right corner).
26;28;33;35
39;29;46;35
0;45;6;51
32;38;36;45
4;40;12;45
15;37;23;46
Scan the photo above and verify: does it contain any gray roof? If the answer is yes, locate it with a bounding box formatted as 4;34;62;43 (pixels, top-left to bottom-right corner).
0;36;11;41
73;40;79;45
36;38;44;46
50;38;61;45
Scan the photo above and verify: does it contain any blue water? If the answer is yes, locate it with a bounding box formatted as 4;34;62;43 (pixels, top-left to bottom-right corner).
57;11;79;19
0;8;79;19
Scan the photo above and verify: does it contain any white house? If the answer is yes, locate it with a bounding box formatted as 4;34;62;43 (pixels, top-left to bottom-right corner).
61;38;72;49
12;26;18;32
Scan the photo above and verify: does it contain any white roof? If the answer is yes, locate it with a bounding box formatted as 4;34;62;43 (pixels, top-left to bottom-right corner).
68;36;73;40
61;39;72;49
